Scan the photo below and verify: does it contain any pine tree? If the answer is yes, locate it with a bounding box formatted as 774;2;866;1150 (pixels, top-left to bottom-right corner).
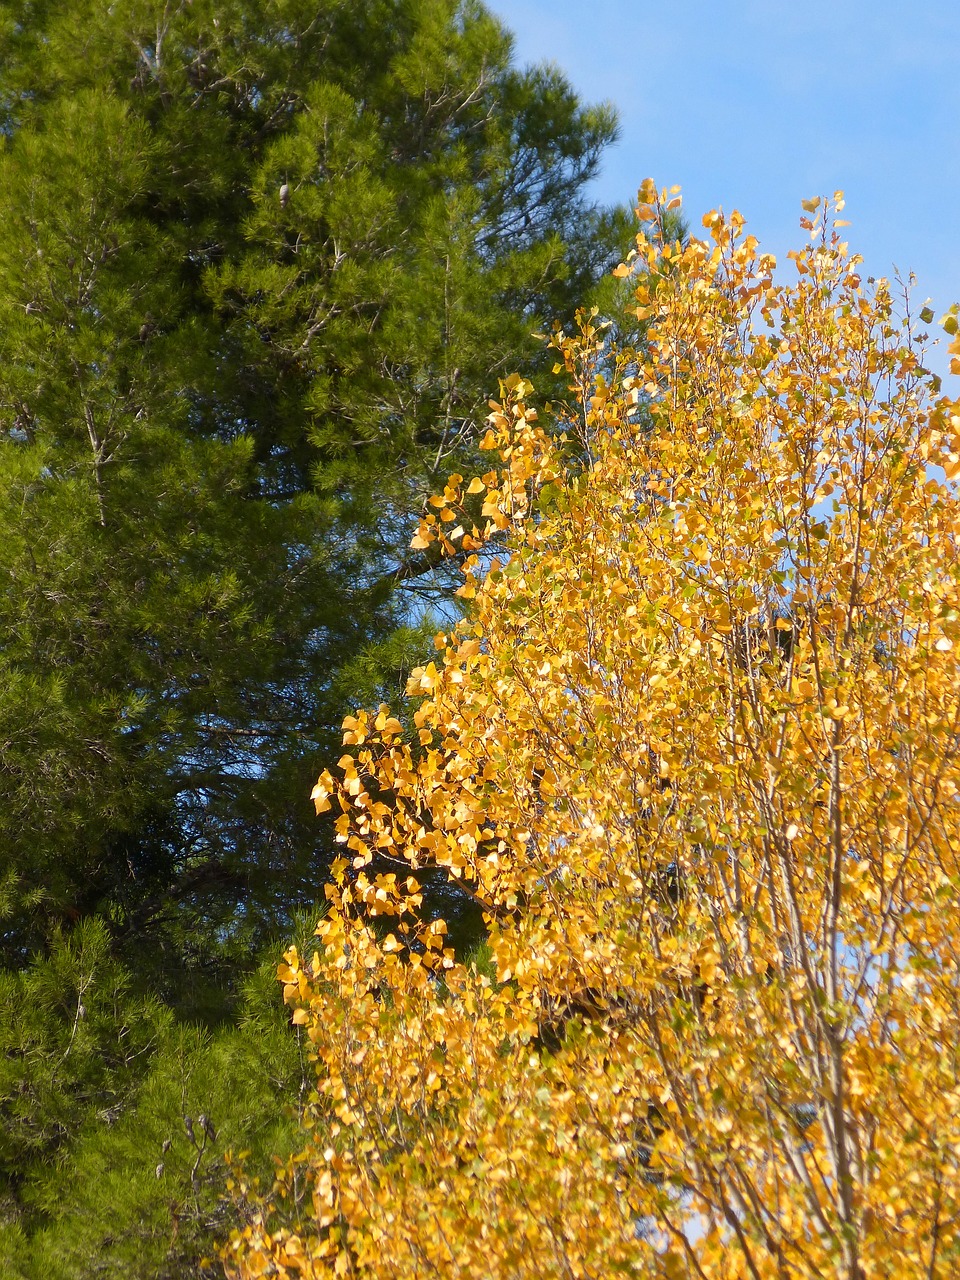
24;968;309;1280
0;922;169;1228
0;2;631;1269
0;921;312;1278
0;0;628;983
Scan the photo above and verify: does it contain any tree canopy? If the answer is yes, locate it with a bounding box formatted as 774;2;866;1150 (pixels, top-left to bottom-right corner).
0;0;627;980
0;2;630;1271
227;186;960;1279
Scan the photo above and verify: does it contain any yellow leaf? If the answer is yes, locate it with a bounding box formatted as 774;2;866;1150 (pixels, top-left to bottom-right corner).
228;187;960;1280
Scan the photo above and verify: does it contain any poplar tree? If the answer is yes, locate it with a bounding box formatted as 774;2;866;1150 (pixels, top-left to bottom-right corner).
230;189;960;1280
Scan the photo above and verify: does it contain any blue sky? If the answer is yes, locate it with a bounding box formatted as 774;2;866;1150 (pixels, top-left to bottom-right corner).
489;0;960;382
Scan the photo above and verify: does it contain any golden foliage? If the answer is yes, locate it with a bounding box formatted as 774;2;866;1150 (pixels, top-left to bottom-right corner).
225;187;960;1279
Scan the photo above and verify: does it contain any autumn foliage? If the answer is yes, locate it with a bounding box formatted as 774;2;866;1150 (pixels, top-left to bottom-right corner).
225;185;960;1279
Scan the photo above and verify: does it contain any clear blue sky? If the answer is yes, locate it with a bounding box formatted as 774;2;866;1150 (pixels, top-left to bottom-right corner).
489;0;960;382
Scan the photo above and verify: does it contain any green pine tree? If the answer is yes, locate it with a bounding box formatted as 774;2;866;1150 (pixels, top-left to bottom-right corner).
0;1;635;1269
0;922;312;1278
0;921;169;1224
0;0;629;981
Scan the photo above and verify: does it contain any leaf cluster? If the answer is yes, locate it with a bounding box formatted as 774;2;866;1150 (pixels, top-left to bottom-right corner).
229;187;960;1279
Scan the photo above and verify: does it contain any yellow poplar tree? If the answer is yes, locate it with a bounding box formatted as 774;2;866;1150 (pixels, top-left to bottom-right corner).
225;185;960;1280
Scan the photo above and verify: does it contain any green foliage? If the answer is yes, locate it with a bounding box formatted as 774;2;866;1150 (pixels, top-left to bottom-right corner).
0;0;628;977
27;1009;306;1279
0;2;630;1270
2;925;309;1278
0;920;169;1210
0;1223;30;1280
